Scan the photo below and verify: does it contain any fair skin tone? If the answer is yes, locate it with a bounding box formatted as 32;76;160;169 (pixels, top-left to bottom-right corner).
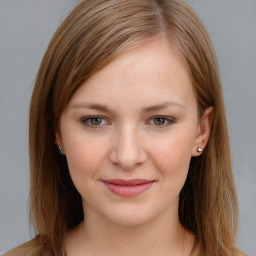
56;38;213;256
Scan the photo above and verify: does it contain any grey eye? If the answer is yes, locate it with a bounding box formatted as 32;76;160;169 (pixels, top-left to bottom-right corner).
81;116;107;128
89;117;103;126
149;116;175;128
153;117;166;125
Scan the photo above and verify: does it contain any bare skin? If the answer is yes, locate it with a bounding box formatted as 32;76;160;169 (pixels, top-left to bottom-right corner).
57;38;213;256
65;219;196;256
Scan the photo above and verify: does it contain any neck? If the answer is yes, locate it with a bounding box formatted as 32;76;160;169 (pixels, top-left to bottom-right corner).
65;203;195;256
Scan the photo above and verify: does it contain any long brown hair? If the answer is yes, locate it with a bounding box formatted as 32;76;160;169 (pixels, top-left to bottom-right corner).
6;0;238;255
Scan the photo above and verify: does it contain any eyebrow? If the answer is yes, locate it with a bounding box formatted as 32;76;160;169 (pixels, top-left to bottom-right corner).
71;101;185;114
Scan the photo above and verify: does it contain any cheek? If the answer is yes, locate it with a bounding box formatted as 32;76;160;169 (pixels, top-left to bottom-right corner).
62;134;110;204
148;129;195;187
62;133;108;183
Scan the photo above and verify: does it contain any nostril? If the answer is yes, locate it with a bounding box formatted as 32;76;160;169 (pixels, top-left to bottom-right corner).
109;148;147;170
108;130;147;169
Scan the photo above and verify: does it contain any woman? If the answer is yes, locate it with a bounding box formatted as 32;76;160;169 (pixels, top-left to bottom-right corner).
4;0;246;255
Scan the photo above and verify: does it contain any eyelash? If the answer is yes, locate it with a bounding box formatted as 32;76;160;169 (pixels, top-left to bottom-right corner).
80;115;175;129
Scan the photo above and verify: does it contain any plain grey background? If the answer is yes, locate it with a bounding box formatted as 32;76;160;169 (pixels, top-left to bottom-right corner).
0;0;255;255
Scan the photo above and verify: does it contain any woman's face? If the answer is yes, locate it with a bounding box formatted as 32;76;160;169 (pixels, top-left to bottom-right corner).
57;38;211;227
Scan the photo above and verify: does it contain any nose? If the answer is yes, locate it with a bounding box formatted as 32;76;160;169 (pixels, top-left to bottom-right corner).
109;125;147;170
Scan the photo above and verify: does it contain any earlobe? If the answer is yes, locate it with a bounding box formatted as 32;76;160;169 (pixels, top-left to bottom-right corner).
57;141;62;152
192;106;214;157
55;132;65;154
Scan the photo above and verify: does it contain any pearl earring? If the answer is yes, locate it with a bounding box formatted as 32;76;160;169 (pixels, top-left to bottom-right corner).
58;142;62;152
197;147;203;152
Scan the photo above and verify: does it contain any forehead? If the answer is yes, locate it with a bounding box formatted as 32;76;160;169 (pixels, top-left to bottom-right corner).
68;38;196;111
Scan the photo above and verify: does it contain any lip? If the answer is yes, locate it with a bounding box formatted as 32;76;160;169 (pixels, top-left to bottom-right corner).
101;179;155;197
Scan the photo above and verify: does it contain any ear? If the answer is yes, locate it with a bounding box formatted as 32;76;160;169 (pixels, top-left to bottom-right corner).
192;106;213;157
55;131;65;155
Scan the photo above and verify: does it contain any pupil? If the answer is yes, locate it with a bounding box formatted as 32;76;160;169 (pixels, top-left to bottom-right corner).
92;117;102;125
154;117;164;125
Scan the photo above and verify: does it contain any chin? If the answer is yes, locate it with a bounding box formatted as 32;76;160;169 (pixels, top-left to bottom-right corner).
109;214;152;227
103;205;157;227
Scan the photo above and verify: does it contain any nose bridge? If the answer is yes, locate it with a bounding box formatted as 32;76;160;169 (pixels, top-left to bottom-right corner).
109;123;146;170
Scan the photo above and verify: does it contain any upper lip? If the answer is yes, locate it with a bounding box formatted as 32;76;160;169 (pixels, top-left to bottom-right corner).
101;179;155;186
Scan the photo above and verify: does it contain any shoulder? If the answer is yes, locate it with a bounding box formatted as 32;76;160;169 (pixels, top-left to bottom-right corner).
2;238;52;256
2;242;30;256
235;248;248;256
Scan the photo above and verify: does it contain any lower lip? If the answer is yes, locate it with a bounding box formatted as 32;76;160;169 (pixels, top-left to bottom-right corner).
102;181;154;197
